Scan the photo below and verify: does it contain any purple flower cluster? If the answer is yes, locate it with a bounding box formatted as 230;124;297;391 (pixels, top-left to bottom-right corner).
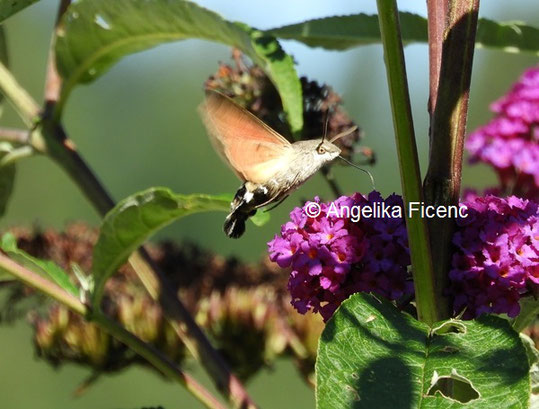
268;191;412;321
466;66;539;199
449;195;539;319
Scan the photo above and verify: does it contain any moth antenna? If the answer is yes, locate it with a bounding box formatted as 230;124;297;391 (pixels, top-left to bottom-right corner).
330;125;358;143
322;108;331;143
339;155;376;191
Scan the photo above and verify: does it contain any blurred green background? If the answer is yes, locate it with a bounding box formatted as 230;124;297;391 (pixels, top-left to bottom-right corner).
0;1;537;408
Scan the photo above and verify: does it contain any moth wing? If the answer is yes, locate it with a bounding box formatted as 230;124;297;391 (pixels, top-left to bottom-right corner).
199;91;292;184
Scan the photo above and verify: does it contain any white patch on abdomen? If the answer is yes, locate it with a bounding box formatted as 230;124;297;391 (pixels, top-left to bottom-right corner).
244;191;254;203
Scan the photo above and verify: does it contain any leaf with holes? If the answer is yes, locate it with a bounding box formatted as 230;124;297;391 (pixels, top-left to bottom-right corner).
316;293;530;408
90;187;269;306
267;14;539;55
55;0;302;132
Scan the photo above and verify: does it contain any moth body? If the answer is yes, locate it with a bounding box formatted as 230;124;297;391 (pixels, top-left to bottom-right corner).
224;139;340;238
199;90;341;238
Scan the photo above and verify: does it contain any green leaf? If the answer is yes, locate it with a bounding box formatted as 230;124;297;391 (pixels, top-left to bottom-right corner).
55;0;303;132
512;296;539;332
0;143;15;217
267;14;539;55
0;232;79;296
520;333;539;408
91;188;267;305
520;334;539;393
250;208;270;227
268;13;427;50
0;0;39;23
316;293;530;409
475;19;539;55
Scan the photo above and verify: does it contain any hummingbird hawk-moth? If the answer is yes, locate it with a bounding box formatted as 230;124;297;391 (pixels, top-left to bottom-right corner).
199;90;351;238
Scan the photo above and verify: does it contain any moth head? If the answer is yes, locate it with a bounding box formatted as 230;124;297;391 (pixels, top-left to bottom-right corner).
315;139;341;161
314;125;356;161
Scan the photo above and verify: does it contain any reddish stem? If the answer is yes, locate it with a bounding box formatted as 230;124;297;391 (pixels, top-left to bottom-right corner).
424;0;480;318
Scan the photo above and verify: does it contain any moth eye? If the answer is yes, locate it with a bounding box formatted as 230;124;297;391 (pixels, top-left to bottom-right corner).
317;146;326;154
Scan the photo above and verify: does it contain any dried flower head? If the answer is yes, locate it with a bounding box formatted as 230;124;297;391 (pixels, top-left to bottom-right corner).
204;50;368;162
1;224;320;386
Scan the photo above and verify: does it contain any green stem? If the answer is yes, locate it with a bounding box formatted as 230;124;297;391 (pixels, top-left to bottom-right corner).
376;0;439;325
0;252;226;409
0;145;35;166
93;312;227;409
0;252;86;314
0;62;40;126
